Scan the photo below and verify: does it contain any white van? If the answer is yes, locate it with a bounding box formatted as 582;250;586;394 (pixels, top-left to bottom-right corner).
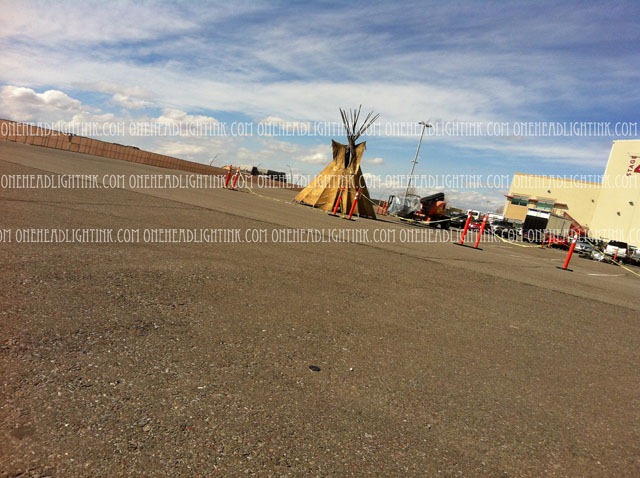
604;240;628;259
466;209;481;220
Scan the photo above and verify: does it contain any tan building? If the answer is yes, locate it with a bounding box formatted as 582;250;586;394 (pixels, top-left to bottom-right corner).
504;174;601;227
504;140;640;245
590;140;640;244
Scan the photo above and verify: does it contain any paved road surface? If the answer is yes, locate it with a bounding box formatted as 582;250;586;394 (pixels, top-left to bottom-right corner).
1;141;639;477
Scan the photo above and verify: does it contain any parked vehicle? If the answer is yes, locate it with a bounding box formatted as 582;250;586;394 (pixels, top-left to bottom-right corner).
574;238;595;254
412;193;451;229
450;214;469;229
604;240;628;260
466;209;481;220
547;234;569;249
392;192;451;229
522;209;574;243
489;220;515;236
468;220;484;231
627;246;640;265
522;211;549;243
503;226;519;240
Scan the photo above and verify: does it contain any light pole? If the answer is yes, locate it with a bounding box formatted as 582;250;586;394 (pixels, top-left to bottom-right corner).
286;164;293;188
404;121;431;200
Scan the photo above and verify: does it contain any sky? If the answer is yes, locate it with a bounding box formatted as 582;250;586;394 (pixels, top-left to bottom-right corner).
1;0;639;210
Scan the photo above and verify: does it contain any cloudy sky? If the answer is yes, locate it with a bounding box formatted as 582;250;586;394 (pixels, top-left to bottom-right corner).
1;0;639;209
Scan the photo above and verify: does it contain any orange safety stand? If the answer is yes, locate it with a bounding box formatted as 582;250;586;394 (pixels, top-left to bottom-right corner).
346;188;361;220
224;166;233;188
456;211;474;246
329;186;345;216
557;234;579;271
473;214;489;249
230;168;241;189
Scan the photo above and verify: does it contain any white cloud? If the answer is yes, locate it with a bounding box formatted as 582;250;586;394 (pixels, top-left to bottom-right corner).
74;81;156;110
257;138;300;155
298;152;327;164
449;135;611;169
0;85;84;121
0;2;197;45
83;81;152;98
367;157;384;165
66;111;117;126
444;189;507;212
156;108;219;125
260;116;288;124
112;93;153;110
156;141;206;158
257;116;314;136
362;172;382;185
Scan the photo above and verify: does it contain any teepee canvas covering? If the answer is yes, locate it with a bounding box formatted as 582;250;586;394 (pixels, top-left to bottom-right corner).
294;107;378;219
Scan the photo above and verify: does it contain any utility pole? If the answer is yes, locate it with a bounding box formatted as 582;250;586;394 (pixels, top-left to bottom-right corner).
286;164;293;188
404;121;431;199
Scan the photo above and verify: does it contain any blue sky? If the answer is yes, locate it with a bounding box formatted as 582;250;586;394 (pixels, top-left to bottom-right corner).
1;0;639;210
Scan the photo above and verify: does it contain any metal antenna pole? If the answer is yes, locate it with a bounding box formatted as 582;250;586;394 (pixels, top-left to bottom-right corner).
404;121;431;199
286;164;293;188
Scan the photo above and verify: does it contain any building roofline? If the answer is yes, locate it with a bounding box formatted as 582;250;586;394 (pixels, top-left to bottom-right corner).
612;139;640;144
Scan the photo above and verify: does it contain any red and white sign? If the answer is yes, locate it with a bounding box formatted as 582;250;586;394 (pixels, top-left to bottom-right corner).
626;155;640;176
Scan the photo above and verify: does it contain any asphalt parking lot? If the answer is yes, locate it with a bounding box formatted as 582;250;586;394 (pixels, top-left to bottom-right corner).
2;140;639;477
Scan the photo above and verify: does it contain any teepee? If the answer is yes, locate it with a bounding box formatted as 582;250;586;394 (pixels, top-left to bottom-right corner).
294;107;379;219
